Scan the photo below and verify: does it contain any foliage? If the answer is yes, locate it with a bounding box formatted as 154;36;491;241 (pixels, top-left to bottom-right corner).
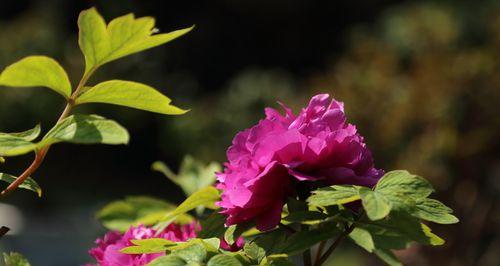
0;4;464;266
93;163;457;265
2;252;31;266
0;7;191;196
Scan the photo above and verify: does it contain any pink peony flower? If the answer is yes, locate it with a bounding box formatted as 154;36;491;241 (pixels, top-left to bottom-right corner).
88;222;244;266
216;94;384;231
88;223;198;266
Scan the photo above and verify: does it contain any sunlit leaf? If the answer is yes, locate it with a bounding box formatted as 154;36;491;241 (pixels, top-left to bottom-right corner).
0;56;71;98
96;196;183;232
3;252;31;266
171;242;207;264
359;187;392;221
307;185;360;207
146;255;185;266
0;173;42;197
349;227;375;252
243;242;266;264
76;80;187;115
40;114;129;147
412;198;459;224
78;8;193;74
376;170;434;200
153;186;220;233
0;124;41;141
0;135;37;157
121;238;175;254
357;211;444;246
207;254;242;266
162;186;220;221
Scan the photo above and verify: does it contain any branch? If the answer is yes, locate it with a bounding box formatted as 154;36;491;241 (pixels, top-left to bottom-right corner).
0;68;95;197
314;211;364;266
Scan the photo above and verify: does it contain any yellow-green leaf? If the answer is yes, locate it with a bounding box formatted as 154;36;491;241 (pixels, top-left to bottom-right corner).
349;227;375;252
413;198;459;224
0;135;37;157
154;186;220;233
359;187;392;221
307;185;361;207
78;8;111;75
78;8;193;74
39;114;129;147
75;80;187;115
0;56;71;98
0;124;41;141
0;173;42;197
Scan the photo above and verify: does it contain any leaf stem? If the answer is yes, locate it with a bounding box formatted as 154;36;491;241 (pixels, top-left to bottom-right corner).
302;224;312;266
0;68;95;197
313;212;363;266
314;241;326;264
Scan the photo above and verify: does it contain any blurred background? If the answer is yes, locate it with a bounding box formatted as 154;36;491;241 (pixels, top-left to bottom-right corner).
0;0;499;265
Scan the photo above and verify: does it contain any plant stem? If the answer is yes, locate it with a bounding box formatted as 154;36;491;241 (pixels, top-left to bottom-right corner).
0;68;95;197
314;241;326;265
302;224;312;266
313;223;355;266
314;211;364;266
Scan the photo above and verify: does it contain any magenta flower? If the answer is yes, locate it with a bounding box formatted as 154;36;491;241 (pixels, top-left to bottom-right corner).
88;222;243;266
216;94;384;231
88;223;198;266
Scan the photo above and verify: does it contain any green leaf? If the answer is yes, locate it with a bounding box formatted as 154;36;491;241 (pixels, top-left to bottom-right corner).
154;186;220;232
0;173;42;197
243;242;266;264
163;186;220;221
282;210;328;224
153;156;220;197
358;212;444;246
359;187;392;221
374;249;402;266
252;229;288;255
307;185;360;207
78;8;193;74
349;227;375;252
146;255;185;266
421;223;445;246
198;212;227;239
278;224;341;255
0;56;71;98
96;196;183;232
76;80;187;115
0;135;37;157
376;170;434;200
0;124;41;141
207;254;242;266
3;252;31;266
172;243;207;264
224;225;238;245
0;157;4;163
39;114;129;147
121;238;175;254
262;254;294;266
412;198;459;224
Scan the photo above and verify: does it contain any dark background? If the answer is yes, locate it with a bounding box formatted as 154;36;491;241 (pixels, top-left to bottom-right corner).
0;0;499;265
